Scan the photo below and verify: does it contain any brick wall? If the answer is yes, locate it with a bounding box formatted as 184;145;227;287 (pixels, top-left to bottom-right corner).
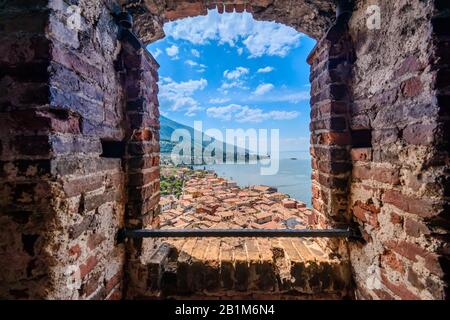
128;237;353;300
346;0;448;299
308;19;354;229
0;0;53;299
118;29;161;298
0;0;127;299
307;0;449;300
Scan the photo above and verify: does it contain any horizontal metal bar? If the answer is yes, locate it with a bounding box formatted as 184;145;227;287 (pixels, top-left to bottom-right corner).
123;228;355;239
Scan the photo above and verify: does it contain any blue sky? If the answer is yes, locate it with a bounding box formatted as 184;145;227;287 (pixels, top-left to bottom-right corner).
147;9;315;152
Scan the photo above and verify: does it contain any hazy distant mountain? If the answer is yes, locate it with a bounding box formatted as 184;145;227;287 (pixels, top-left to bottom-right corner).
160;115;201;154
160;116;257;161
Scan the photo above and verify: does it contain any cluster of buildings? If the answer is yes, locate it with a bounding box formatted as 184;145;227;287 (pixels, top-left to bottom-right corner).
159;171;315;230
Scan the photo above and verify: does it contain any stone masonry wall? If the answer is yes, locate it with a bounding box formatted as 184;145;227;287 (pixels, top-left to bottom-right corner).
117;28;161;298
129;237;353;300
347;0;448;299
0;0;55;299
308;19;354;229
0;0;127;299
305;0;449;300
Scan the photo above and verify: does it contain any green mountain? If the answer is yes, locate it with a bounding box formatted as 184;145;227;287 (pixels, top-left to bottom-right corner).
159;116;259;162
160;115;205;154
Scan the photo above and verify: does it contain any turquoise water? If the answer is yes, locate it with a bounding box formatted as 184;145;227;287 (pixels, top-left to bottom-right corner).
196;151;312;207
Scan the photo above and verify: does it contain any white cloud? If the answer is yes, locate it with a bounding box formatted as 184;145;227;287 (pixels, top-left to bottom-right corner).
223;67;249;80
166;45;179;58
185;59;207;72
206;104;299;123
206;104;242;120
243;22;301;58
209;97;231;104
159;77;207;116
237;47;244;55
257;66;274;73
253;83;274;96
191;49;200;58
219;80;248;93
185;59;198;66
219;67;250;93
171;97;199;112
268;110;300;120
266;92;309;103
164;9;302;58
185;105;202;117
152;48;162;59
235;107;298;123
248;91;309;104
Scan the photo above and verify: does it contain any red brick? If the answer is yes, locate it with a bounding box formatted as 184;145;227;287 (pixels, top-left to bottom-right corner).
383;190;436;218
79;255;98;279
165;3;205;20
352;200;379;227
385;240;441;276
404;218;430;238
63;175;104;197
390;212;403;225
353;165;399;184
128;184;157;201
105;271;122;293
381;251;405;274
352;165;370;180
403;123;436;145
311;101;348;118
394;55;424;79
107;288;122;300
401;77;423;97
380;271;420;300
69;244;82;260
87;233;106;251
132;128;154;141
317;173;348;190
351;148;372;161
310;117;347;132
371;166;400;185
317;160;351;174
321;132;351;145
235;4;245;13
225;4;234;12
81;273;101;297
128;169;160;186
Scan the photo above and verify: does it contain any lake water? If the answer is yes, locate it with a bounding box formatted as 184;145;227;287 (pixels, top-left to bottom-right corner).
195;151;312;207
